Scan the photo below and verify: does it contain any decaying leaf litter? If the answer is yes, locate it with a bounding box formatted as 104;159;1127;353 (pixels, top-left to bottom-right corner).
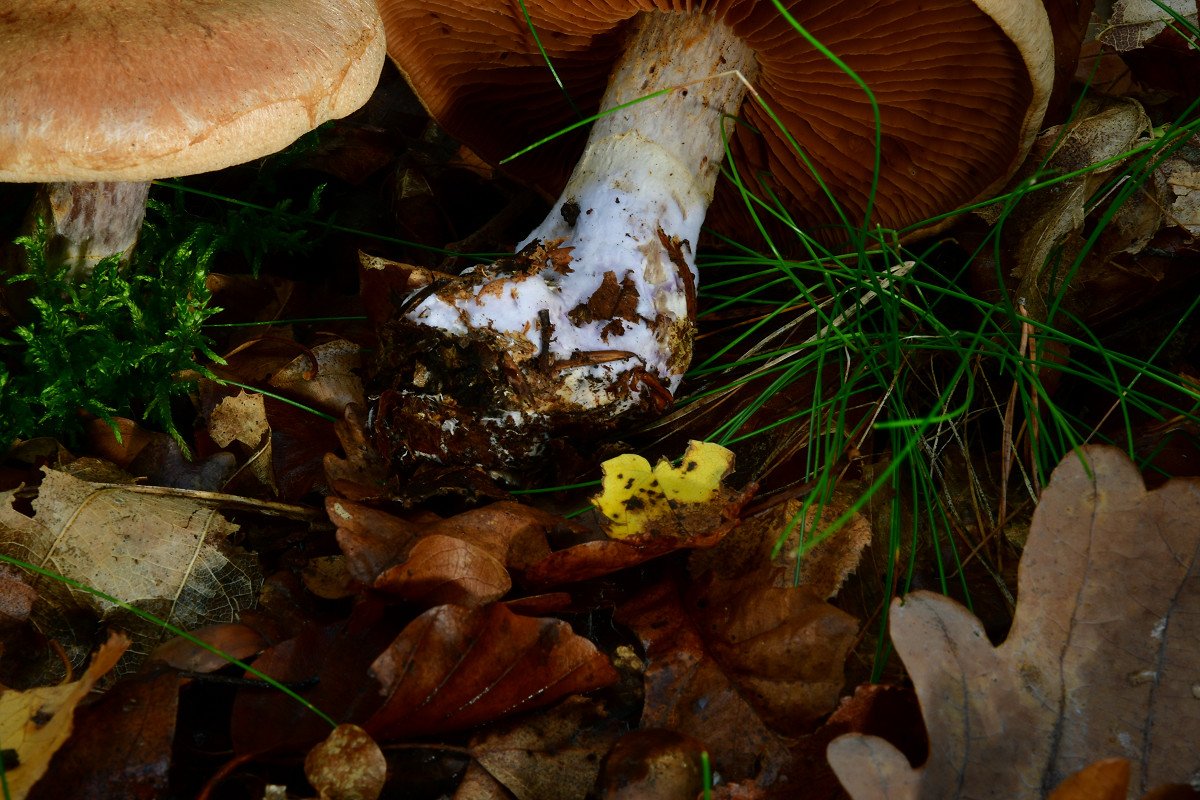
1;1;1200;798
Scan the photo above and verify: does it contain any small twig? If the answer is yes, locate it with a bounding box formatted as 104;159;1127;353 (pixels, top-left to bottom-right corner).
83;483;327;524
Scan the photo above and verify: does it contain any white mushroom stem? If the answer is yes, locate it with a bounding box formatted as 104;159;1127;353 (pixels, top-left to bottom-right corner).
27;181;150;281
405;11;757;418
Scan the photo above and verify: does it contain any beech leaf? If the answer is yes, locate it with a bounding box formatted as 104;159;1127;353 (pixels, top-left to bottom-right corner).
469;697;623;800
828;445;1200;798
375;533;512;607
367;603;618;739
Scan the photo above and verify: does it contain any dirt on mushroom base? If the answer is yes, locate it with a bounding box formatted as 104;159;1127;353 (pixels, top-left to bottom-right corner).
368;236;693;478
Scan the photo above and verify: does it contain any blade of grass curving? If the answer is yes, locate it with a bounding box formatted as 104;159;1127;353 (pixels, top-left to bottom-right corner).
0;553;336;728
217;379;338;423
154;180;501;261
515;0;583;120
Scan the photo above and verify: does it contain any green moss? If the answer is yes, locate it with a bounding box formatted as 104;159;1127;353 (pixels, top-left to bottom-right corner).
1;205;223;451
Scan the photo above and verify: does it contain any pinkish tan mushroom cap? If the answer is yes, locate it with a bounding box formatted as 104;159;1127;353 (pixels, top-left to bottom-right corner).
379;0;1053;245
0;0;385;182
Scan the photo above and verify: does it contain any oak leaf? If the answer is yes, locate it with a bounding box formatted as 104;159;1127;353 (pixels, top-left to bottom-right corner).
828;446;1200;798
617;572;857;782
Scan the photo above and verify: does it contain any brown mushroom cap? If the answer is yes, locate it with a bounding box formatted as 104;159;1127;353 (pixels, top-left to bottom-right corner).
0;0;385;182
379;0;1052;245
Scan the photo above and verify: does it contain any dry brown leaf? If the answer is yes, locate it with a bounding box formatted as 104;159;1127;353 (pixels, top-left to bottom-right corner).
0;564;37;629
209;390;270;449
304;724;386;800
0;633;128;800
1006;98;1154;319
324;404;389;500
302;555;357;600
366;603;618;739
617;573;857;782
149;622;268;674
375;533;511;607
26;669;180;800
268;338;365;415
691;493;873;600
470;697;623;800
327;496;425;585
1049;758;1130;800
453;763;512;799
329;499;556;589
828;445;1200;799
0;469;260;669
1161;154;1200;234
596;729;707;800
1100;0;1198;52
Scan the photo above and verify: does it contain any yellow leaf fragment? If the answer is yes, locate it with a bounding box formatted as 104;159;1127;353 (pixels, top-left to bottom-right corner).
594;441;735;540
0;633;129;800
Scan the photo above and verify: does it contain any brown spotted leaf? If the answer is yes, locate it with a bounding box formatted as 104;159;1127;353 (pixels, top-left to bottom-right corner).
366;603;618;739
829;446;1200;799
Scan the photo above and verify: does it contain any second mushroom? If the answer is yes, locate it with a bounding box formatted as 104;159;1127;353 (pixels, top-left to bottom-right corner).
374;0;1054;469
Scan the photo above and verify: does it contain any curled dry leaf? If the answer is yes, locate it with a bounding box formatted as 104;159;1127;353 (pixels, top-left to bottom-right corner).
0;469;260;671
304;724;386;800
329;498;556;590
1002;97;1154;322
327;496;425;585
324;403;389;501
1100;0;1198;52
0;633;128;800
828;446;1200;799
366;603;618;739
268;338;365;416
691;492;873;600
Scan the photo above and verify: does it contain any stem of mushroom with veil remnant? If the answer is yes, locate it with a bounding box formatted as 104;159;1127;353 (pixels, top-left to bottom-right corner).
385;12;758;465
